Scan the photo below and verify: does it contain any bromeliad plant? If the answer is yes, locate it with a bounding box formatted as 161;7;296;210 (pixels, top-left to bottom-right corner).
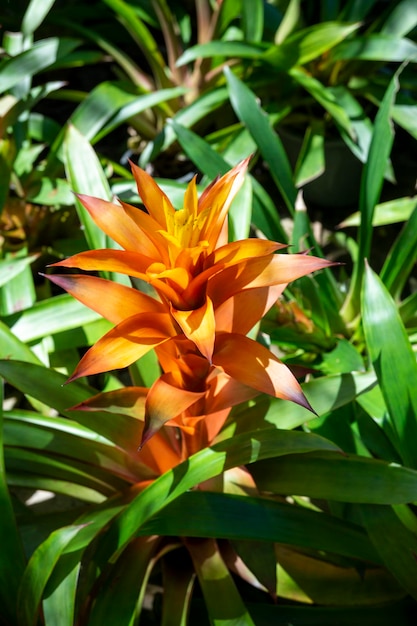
2;137;417;624
45;158;331;448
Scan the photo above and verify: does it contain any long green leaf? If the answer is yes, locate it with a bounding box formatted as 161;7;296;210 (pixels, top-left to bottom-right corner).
185;537;256;626
0;321;42;363
63;124;111;251
143;491;380;563
4;410;148;483
0;360;142;451
341;196;417;227
42;559;80;626
380;203;417;297
140;87;229;165
242;0;264;42
102;0;171;89
176;41;264;67
21;0;56;36
233;371;376;434
0;255;37;288
0;38;80;93
361;263;417;468
382;0;417;37
0;383;26;625
4;293;104;343
88;536;163;626
251;451;417;503
17;524;84;626
89;429;340;571
264;22;361;67
331;34;417;62
225;67;297;213
361;504;417;600
342;69;399;320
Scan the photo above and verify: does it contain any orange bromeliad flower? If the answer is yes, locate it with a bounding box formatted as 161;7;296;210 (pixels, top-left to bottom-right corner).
47;158;333;443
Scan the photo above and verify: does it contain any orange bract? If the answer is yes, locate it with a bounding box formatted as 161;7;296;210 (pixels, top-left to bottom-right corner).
48;159;332;446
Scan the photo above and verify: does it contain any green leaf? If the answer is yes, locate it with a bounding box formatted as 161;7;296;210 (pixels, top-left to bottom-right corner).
88;536;163;626
225;68;297;213
251;451;417;503
26;177;73;206
393;103;417;140
0;262;36;315
0;383;26;625
264;22;361;67
21;0;57;36
361;504;417;599
293;124;325;187
331;34;417;62
0;360;142;452
185;537;256;626
263;371;376;431
380;203;417;297
340;196;417;227
162;551;195;626
235;599;412;625
362;263;417;468
342;69;399;320
42;559;80;626
242;0;264;42
66;82;185;144
169;119;231;177
63;123;111;250
102;0;172;89
4;293;104;343
0;320;42;363
382;0;417;37
176;41;264;67
4;409;147;484
17;524;84;626
0;38;81;93
289;69;353;136
140;87;229;165
0;256;37;288
90;429;340;570
143;491;380;563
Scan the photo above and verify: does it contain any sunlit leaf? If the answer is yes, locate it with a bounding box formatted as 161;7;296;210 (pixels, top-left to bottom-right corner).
362;263;417;469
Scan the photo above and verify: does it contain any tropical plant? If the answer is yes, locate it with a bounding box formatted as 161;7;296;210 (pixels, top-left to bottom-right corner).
173;0;417;201
2;98;417;621
1;2;417;625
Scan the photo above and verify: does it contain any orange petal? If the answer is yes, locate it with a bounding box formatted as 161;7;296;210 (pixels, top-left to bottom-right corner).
208;253;334;306
204;371;258;413
120;200;170;262
183;240;285;304
141;373;206;446
147;265;190;292
71;387;148;418
67;312;175;382
183;175;198;219
44;274;166;324
213;333;313;410
198;157;250;247
207;239;286;267
76;194;146;252
214;285;285;334
171;296;215;362
51;249;153;278
130;160;175;228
